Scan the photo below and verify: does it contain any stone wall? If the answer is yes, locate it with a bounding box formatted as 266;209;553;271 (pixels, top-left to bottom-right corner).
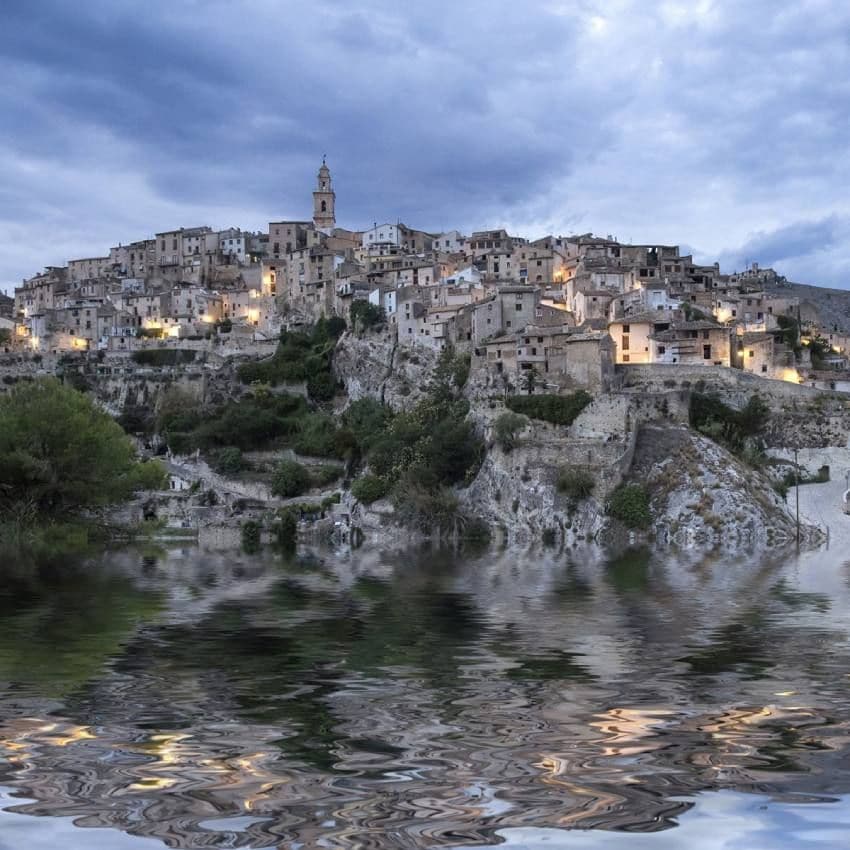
618;363;822;405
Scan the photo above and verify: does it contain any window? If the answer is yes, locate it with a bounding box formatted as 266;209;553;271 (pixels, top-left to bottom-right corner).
623;353;630;362
622;334;630;350
703;330;710;339
762;364;768;373
538;336;543;343
516;303;523;311
658;345;666;355
703;344;712;359
748;350;754;358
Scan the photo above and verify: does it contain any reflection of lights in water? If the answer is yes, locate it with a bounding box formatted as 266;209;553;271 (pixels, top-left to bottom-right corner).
127;733;191;791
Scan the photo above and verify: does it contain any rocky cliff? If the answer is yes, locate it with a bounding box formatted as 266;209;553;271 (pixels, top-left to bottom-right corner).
631;424;818;547
333;330;436;410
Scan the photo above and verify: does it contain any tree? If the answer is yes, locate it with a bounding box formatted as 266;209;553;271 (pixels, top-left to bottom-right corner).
0;379;155;518
494;412;527;452
0;328;11;347
350;300;386;330
522;367;539;395
271;460;310;498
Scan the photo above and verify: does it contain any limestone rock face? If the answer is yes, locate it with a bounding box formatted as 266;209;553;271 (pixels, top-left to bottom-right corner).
333;332;436;411
633;424;815;547
460;401;621;544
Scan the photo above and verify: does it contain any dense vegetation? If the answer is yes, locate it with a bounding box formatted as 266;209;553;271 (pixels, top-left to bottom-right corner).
775;315;800;351
350;301;386;330
505;390;592;426
237;318;344;401
346;350;484;532
607;483;652;529
689;392;770;455
0;379;165;529
350;473;390;504
557;467;595;502
271;460;311;498
493;411;527;451
131;349;196;367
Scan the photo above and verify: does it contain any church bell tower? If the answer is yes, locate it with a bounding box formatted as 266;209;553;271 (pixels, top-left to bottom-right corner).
312;157;336;233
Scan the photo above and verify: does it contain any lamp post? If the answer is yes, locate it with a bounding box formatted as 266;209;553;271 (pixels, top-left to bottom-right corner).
794;445;800;546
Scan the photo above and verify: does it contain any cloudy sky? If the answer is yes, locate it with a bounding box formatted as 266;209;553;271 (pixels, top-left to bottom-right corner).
2;0;850;293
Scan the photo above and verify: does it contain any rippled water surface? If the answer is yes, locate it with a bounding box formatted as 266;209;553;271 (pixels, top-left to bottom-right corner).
2;542;850;848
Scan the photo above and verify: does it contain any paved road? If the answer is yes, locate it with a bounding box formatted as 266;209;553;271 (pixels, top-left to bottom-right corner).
776;446;850;548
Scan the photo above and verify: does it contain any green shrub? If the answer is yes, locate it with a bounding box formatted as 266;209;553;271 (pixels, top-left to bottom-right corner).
350;300;386;330
690;392;769;455
212;446;244;475
275;509;298;550
607;483;652;529
293;413;340;457
342;398;393;454
311;465;343;487
217;318;232;333
271;460;310;498
306;370;337;401
351;474;390;504
128;459;168;491
131;349;196;367
392;478;460;533
241;520;261;552
557;467;595;501
237;324;336;389
0;379;156;519
506;391;591;426
494;411;527;452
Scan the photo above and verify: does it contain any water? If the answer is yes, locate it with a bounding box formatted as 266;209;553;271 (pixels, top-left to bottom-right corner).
1;542;850;848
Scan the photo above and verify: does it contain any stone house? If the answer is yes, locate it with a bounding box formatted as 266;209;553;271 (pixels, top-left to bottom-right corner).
608;314;672;365
650;321;732;367
573;290;614;326
482;326;614;392
268;221;312;260
737;331;776;377
67;256;111;284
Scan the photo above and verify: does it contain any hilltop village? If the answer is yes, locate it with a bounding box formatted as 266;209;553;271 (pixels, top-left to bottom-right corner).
5;159;850;382
3;161;850;547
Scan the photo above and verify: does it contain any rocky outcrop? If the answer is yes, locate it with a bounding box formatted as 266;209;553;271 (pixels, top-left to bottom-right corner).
461;396;635;544
333;331;436;411
632;424;821;547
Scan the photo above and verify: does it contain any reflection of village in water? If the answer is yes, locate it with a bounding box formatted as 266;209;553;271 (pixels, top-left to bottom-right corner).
2;543;850;848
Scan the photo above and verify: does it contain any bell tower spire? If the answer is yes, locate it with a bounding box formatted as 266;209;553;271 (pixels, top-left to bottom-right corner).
313;157;336;233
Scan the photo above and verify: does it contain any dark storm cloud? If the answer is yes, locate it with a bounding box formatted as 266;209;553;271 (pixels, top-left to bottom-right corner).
2;0;850;291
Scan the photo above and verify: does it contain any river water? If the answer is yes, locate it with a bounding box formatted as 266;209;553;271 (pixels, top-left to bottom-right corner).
1;541;850;848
